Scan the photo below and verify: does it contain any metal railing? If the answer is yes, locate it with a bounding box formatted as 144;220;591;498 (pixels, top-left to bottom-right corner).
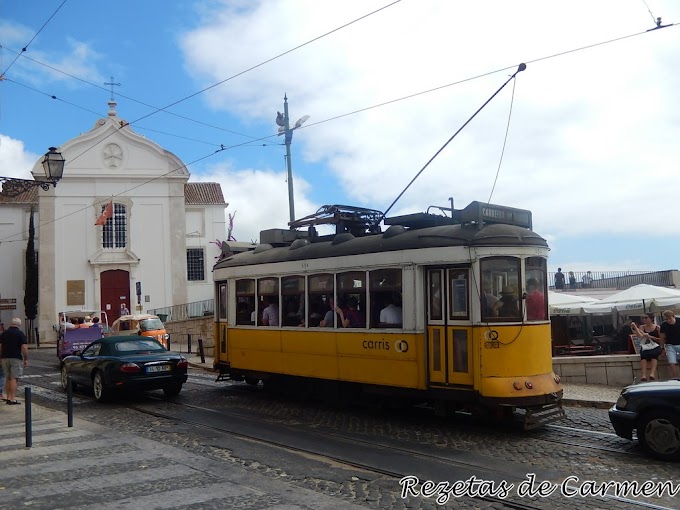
148;299;214;322
549;270;675;290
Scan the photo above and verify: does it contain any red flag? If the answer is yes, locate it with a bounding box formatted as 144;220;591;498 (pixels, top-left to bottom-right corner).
95;200;113;226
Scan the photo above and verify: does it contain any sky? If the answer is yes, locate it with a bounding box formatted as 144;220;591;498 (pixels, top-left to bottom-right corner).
1;0;679;274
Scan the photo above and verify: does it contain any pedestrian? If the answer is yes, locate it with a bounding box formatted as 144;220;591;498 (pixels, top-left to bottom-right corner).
660;310;680;379
581;271;593;288
554;268;565;290
120;303;130;316
0;317;29;404
631;313;661;382
568;271;576;288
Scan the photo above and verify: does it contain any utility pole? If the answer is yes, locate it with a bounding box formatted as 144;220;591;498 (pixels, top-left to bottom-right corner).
283;95;295;223
276;95;309;225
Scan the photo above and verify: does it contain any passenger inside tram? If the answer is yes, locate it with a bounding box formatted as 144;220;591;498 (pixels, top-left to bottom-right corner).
494;286;519;317
379;293;403;327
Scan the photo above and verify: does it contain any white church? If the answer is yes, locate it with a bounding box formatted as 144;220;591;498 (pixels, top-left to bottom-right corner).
0;100;227;341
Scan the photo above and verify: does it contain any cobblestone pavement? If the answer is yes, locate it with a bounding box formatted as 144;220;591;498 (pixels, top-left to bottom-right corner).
10;349;679;510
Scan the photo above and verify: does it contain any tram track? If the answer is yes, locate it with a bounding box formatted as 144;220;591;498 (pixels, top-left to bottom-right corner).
20;370;675;510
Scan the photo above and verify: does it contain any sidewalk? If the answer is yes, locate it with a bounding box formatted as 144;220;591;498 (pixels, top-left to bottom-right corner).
0;388;363;509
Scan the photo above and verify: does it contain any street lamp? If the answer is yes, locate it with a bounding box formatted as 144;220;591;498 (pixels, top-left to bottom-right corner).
275;95;309;224
0;147;65;197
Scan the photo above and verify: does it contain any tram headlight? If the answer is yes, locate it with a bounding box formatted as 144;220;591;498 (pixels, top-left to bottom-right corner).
525;381;533;390
513;382;522;391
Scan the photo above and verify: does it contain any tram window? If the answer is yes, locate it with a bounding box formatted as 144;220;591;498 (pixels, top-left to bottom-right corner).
218;283;227;320
282;276;305;327
448;269;469;320
309;274;334;327
236;279;255;325
480;258;521;321
337;271;366;328
258;278;279;326
525;257;547;321
429;270;443;321
370;268;403;328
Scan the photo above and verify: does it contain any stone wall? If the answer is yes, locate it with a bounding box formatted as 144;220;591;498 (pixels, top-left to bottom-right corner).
165;316;214;357
553;354;674;386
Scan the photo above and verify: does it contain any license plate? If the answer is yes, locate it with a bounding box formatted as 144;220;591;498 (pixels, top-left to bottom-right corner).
146;364;171;373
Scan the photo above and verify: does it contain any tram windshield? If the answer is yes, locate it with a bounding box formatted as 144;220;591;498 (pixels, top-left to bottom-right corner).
480;257;521;321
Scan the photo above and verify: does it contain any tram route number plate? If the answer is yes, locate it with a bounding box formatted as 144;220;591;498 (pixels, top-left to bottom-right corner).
146;365;172;373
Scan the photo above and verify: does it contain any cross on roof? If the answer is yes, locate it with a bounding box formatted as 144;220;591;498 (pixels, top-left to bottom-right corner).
104;76;121;100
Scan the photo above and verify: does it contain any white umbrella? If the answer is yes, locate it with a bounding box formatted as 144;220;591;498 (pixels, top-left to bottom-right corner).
581;284;680;315
548;291;600;316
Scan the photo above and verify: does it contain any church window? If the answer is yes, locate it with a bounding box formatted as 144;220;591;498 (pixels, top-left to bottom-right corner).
187;248;205;281
102;203;127;249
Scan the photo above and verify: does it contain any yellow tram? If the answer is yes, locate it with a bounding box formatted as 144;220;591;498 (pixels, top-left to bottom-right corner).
213;201;564;428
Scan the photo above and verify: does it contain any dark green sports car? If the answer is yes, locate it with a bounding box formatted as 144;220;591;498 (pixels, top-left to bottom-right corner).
60;336;188;401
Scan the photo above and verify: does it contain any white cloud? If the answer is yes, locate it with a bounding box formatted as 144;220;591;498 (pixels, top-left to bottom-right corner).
0;135;39;180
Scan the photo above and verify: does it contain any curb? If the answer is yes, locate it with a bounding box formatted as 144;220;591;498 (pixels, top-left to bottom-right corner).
561;398;613;410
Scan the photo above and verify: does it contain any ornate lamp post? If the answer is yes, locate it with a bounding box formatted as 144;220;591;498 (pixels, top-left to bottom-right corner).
0;147;65;197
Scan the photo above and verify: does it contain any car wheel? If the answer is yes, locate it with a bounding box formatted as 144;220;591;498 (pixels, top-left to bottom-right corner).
163;384;182;397
92;371;109;402
60;365;76;391
638;411;680;461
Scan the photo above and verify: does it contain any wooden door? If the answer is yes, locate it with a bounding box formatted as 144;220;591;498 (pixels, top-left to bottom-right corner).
100;269;130;324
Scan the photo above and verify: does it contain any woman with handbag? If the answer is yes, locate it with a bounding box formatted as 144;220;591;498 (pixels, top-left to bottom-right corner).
631;313;661;382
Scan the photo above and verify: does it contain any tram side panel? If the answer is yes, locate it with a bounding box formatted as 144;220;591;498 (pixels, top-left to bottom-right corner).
476;323;560;403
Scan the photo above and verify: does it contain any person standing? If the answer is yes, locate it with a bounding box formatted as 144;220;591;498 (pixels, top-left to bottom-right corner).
581;271;593;288
568;271;577;288
631;314;661;382
660;310;680;379
120;303;130;316
554;268;565;290
0;317;28;405
261;297;280;326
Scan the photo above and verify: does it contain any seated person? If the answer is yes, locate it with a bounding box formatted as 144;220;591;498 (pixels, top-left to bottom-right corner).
261;297;279;326
493;286;519;317
379;296;402;326
61;318;77;330
90;317;101;328
525;278;546;320
320;297;343;328
78;317;90;329
341;297;365;328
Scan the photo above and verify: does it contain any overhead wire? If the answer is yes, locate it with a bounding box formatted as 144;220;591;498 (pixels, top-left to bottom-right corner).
486;77;518;205
0;0;68;77
1;17;677;241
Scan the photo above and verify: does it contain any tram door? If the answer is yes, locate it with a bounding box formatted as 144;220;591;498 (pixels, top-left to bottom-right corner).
426;268;473;386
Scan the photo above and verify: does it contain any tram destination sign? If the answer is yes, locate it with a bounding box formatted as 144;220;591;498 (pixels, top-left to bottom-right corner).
463;201;533;230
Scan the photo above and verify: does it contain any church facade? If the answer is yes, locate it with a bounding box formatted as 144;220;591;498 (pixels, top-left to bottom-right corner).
0;101;226;341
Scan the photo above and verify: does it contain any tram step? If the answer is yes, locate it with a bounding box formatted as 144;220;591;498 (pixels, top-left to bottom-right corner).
523;402;566;430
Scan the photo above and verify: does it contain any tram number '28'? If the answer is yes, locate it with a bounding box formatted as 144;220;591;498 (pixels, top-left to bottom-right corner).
483;329;500;349
362;339;409;353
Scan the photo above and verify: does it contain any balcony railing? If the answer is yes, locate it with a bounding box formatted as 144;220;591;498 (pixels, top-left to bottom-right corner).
148;299;214;323
548;270;675;290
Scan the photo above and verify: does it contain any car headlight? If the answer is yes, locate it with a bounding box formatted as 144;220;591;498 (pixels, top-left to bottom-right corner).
615;394;628;409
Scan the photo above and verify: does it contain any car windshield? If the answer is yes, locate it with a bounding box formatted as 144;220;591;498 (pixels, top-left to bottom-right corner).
113;339;166;353
139;318;164;332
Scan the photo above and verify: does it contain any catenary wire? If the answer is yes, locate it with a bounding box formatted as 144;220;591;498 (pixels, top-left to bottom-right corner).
2;22;677;241
486;77;518;204
0;0;68;77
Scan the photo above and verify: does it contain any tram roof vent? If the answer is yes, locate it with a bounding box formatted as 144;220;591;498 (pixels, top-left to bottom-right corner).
331;232;355;245
289;238;310;250
259;228;302;246
253;243;274;254
382;225;407;238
